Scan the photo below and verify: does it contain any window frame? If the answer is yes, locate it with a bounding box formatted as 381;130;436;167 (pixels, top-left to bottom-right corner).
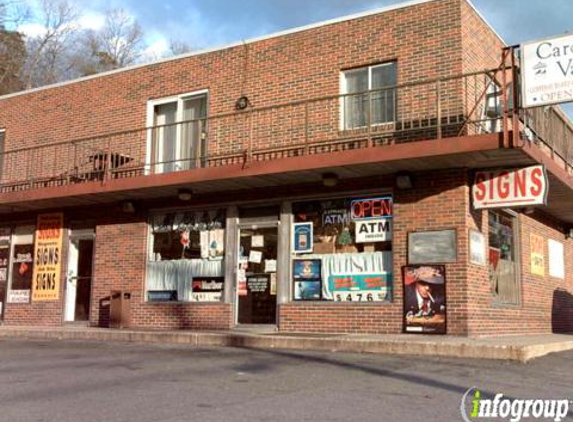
340;62;397;131
145;89;209;174
488;209;522;307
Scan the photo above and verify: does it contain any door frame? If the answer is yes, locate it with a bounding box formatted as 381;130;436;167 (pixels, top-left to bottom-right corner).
64;228;95;323
235;220;280;326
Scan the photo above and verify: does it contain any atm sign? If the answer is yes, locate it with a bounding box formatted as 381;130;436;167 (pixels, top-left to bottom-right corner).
351;197;393;220
472;165;548;210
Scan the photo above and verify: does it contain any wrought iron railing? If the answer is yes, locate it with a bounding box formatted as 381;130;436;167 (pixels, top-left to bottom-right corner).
0;66;569;194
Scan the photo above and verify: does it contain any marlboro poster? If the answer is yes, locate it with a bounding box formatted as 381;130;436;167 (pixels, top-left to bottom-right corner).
403;265;447;334
32;213;64;302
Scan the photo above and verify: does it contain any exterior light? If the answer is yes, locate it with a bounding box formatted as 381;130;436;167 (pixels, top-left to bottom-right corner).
121;201;136;214
322;173;339;187
178;188;193;201
395;172;413;190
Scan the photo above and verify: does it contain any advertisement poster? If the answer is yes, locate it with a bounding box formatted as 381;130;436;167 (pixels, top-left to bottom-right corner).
403;265;447;334
469;229;486;266
10;243;33;291
530;233;545;277
292;222;313;253
293;259;321;301
191;277;224;302
32;213;64;302
328;273;392;302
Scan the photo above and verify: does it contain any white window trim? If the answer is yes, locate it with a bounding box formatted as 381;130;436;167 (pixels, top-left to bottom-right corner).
339;62;396;131
145;89;209;174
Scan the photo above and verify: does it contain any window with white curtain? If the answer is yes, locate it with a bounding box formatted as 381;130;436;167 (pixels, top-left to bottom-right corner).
146;209;226;302
147;91;208;174
341;62;397;130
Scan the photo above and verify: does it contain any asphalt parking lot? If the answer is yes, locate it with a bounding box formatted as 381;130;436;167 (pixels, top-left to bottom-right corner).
0;339;571;422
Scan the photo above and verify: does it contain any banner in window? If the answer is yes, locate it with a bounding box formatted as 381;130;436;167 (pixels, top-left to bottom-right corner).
191;277;224;302
32;213;64;302
403;265;446;334
328;273;392;302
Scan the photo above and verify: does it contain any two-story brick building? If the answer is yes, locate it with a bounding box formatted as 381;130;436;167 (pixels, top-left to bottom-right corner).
0;0;572;336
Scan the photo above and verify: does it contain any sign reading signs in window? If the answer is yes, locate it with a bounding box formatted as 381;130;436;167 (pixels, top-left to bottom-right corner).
521;33;573;108
32;213;64;302
472;165;548;210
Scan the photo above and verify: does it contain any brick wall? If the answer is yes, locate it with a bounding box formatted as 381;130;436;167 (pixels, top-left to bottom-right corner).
0;0;471;184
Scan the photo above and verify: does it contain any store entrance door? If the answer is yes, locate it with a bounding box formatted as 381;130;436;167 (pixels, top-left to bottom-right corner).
65;230;94;322
237;225;278;325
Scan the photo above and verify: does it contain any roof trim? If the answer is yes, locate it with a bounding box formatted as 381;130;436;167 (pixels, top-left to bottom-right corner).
0;0;436;101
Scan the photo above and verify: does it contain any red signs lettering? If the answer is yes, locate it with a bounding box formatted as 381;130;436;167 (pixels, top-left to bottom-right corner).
350;197;393;220
472;165;548;210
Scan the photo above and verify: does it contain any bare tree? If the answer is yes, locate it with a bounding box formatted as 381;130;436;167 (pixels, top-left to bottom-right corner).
85;8;143;72
0;29;26;94
168;39;191;56
21;0;78;88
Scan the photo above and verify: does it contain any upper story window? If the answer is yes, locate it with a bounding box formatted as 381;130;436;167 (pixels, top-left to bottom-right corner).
147;91;208;174
341;62;397;130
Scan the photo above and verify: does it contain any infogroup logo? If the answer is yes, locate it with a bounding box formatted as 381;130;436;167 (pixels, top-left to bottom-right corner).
460;387;570;422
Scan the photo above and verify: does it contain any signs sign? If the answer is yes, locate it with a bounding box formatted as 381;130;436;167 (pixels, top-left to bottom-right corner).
355;219;392;243
530;234;545;277
32;213;64;302
521;34;573;108
472;165;548;210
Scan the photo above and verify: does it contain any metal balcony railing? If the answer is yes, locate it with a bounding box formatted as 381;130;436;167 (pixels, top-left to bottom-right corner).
0;66;570;194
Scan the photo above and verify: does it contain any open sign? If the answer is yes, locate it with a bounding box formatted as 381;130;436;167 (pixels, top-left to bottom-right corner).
351;197;393;220
472;165;548;210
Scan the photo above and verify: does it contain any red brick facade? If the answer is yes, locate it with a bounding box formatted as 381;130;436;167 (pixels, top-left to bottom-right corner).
0;0;572;336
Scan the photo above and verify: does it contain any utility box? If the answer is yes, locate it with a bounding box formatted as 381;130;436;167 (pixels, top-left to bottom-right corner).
109;290;131;329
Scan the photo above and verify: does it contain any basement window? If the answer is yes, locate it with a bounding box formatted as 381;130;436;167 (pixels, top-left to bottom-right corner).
341;62;397;130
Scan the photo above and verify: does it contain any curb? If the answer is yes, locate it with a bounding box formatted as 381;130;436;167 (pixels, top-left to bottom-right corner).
0;328;572;363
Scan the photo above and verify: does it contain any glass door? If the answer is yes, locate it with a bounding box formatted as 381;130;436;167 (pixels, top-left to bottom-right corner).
237;226;278;324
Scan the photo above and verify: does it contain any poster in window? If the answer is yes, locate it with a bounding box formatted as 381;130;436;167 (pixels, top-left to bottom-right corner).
0;245;9;283
11;243;33;291
469;229;486;266
293;259;321;281
408;230;457;264
191;277;224;302
403;265;447;334
328;273;392;302
32;213;64;302
294;281;321;300
292;222;313;253
530;233;545;277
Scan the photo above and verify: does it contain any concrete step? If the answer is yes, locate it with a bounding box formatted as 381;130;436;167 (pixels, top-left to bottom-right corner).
0;326;572;363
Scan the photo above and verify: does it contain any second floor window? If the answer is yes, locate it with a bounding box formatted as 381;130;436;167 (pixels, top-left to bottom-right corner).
148;91;208;174
341;62;397;130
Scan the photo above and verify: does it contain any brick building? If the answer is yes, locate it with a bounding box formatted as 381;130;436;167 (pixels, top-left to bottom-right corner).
0;0;572;336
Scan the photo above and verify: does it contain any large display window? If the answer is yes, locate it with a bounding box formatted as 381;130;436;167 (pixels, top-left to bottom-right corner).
7;226;35;304
146;209;226;302
291;196;393;302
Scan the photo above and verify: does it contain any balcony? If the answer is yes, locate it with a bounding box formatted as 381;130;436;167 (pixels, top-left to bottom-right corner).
0;65;572;217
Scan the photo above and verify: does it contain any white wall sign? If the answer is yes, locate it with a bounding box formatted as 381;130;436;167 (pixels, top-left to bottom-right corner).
355;219;392;243
469;229;486;266
521;34;573;108
8;290;30;303
548;239;565;279
472;165;548;210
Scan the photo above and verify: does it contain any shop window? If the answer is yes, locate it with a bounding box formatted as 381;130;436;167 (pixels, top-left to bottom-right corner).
488;210;520;305
7;226;34;304
291;196;393;302
146;209;226;302
147;91;208;174
341;62;397;130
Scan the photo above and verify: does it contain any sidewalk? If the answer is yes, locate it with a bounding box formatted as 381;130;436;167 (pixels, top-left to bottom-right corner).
1;325;572;363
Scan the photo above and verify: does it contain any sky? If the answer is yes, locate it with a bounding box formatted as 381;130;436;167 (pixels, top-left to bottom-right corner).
14;0;573;58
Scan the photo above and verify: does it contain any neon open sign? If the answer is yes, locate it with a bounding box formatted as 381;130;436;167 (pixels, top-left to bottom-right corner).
350;196;393;220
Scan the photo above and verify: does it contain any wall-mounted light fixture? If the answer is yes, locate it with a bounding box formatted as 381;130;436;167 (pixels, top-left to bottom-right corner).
121;201;136;214
322;172;339;187
178;188;193;201
395;171;413;190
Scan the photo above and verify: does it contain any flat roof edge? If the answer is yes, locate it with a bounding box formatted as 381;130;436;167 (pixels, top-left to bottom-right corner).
0;0;436;102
